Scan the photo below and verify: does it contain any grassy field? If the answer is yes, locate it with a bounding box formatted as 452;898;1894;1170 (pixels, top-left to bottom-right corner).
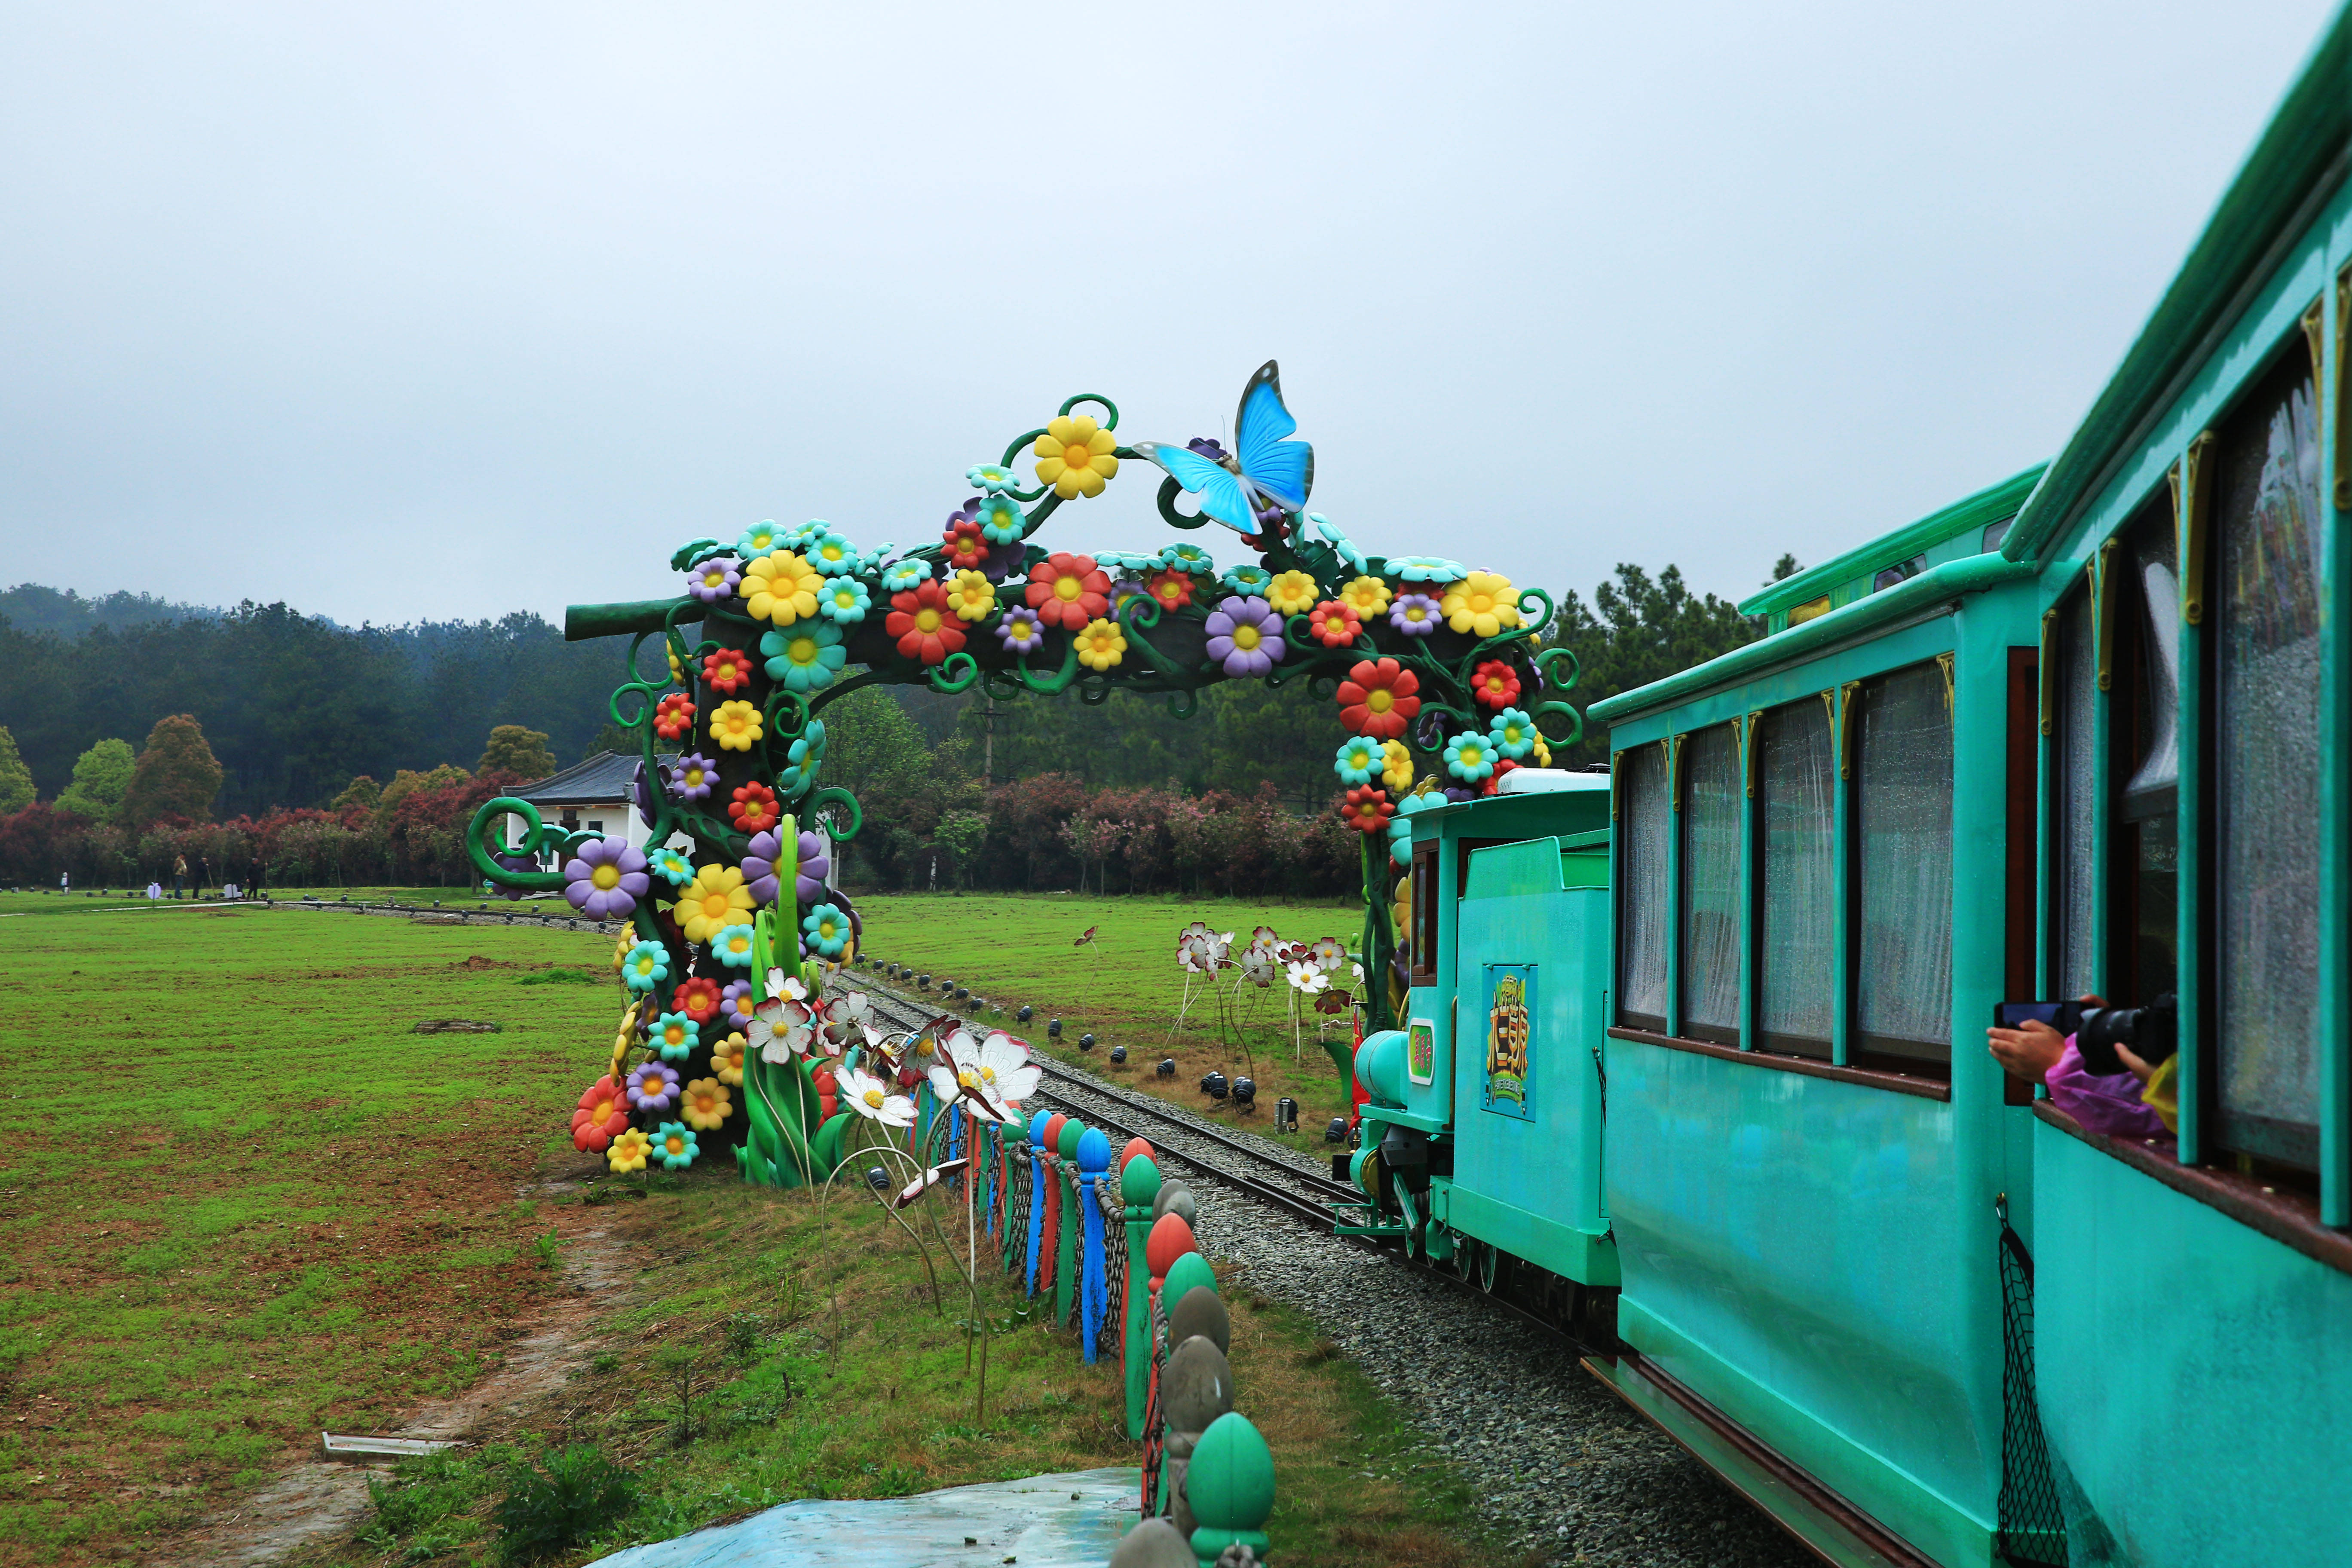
297;1163;1487;1567
850;892;1374;1158
0;891;1484;1567
0;901;618;1561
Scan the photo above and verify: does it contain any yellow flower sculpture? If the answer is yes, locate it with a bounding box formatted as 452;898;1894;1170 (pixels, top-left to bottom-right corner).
710;700;762;751
945;570;998;623
1532;732;1552;767
608;1127;654;1174
1265;570;1320;617
1441;571;1521;638
710;1031;746;1087
1074;617;1126;671
1031;414;1119;499
1338;575;1391;619
741;551;822;624
1381;739;1414;793
677;864;755;943
680;1077;733;1131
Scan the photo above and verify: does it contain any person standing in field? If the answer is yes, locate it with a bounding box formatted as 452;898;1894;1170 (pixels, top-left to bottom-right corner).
194;855;209;899
172;853;187;900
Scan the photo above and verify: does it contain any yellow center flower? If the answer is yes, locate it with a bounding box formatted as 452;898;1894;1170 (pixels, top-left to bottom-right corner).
1339;575;1391;617
591;864;620;890
1232;623;1261;651
789;635;818;663
740;551;821;625
915;607;942;634
1366;689;1393;714
1265;570;1319;616
863;1088;885;1109
1030;414;1119;499
710;700;762;751
1075;618;1125;671
1441;571;1521;638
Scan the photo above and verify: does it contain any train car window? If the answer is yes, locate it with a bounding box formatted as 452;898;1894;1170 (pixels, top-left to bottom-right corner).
1679;724;1742;1043
1851;663;1954;1066
1409;840;1441;988
1757;698;1834;1058
1617;742;1669;1031
2211;342;2324;1169
2050;582;2098;998
2108;500;2180;1008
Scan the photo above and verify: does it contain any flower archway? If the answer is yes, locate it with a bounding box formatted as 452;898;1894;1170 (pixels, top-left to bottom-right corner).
472;363;1584;1186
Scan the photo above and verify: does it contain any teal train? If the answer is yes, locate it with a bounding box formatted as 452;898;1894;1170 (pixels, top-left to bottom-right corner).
1344;10;2350;1565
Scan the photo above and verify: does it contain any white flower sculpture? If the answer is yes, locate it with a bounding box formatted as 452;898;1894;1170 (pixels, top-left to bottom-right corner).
838;1064;916;1128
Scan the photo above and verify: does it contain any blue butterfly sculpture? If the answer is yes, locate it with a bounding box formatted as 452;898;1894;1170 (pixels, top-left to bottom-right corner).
1132;361;1314;538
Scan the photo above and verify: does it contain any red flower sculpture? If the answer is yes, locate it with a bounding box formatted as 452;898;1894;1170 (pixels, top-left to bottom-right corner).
1340;784;1394;833
1481;759;1522;797
1025;551;1113;631
1472;659;1522;710
1145;567;1195;610
1335;658;1421;741
702;647;753;695
941;519;991;572
672;975;723;1024
887;578;969;665
1307;599;1360;649
728;781;780;833
653;692;697;740
571;1076;631;1152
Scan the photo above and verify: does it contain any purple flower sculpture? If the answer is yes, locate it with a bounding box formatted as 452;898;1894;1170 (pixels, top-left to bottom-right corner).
684;556;740;604
795;829;832;906
1443;786;1478;804
488;848;536;901
1390;592;1442;637
1204;595;1285;678
628;1060;680;1112
562;836;650;919
720;978;754;1024
667;752;717;802
996;606;1046;655
631;760;658;827
741;829;781;906
1186;436;1230;462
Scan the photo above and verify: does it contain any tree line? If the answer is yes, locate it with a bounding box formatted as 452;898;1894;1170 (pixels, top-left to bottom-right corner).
0;556;1789;890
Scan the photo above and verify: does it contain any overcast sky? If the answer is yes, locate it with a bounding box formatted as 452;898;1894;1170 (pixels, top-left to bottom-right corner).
1;1;2338;628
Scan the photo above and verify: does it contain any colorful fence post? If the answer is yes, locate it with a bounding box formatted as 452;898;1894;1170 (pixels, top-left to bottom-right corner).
1025;1116;1050;1297
1120;1152;1163;1439
1076;1126;1110;1363
1054;1116;1084;1327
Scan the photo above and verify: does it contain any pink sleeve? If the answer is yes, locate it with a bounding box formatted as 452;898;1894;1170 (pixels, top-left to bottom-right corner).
2045;1040;2173;1143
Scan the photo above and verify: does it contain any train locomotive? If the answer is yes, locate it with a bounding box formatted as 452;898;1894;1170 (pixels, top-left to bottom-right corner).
1341;13;2352;1565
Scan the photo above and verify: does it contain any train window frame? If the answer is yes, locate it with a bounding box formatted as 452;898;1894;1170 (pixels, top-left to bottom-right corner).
2201;333;2325;1175
1847;658;1957;1077
1613;741;1671;1033
1678;722;1743;1045
1408;840;1441;989
1752;695;1836;1060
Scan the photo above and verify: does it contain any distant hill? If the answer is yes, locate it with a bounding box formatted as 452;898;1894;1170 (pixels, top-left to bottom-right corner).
0;585;222;639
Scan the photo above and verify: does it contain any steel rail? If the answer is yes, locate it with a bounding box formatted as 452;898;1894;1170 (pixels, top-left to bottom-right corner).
849;979;1584;1350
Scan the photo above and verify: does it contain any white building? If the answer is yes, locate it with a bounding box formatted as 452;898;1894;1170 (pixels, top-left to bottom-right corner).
504;751;676;855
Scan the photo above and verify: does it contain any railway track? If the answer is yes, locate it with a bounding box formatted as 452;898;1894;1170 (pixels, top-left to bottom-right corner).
846;977;1590;1350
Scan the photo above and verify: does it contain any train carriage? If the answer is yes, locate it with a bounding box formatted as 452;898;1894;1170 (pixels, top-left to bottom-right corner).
1348;10;2350;1563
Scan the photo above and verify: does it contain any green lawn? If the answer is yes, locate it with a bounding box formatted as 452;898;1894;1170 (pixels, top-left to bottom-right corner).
0;894;1485;1568
0;906;619;1562
848;892;1372;1157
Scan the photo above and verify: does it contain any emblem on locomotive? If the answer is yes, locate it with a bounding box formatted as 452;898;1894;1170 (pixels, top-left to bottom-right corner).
1482;965;1534;1118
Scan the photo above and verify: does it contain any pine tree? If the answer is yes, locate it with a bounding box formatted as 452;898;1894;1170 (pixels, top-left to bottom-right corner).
121;715;225;828
477;725;557;781
0;726;34;815
55;738;137;820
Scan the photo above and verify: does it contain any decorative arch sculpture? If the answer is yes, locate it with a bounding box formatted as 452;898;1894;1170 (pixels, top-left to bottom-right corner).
470;363;1583;1187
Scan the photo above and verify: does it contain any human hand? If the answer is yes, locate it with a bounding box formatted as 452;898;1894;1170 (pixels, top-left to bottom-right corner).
2114;1041;2153;1083
1988;1018;2067;1082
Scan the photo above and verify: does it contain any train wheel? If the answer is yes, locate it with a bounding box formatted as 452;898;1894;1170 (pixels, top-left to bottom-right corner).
1479;1243;1500;1293
1450;1236;1479;1282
